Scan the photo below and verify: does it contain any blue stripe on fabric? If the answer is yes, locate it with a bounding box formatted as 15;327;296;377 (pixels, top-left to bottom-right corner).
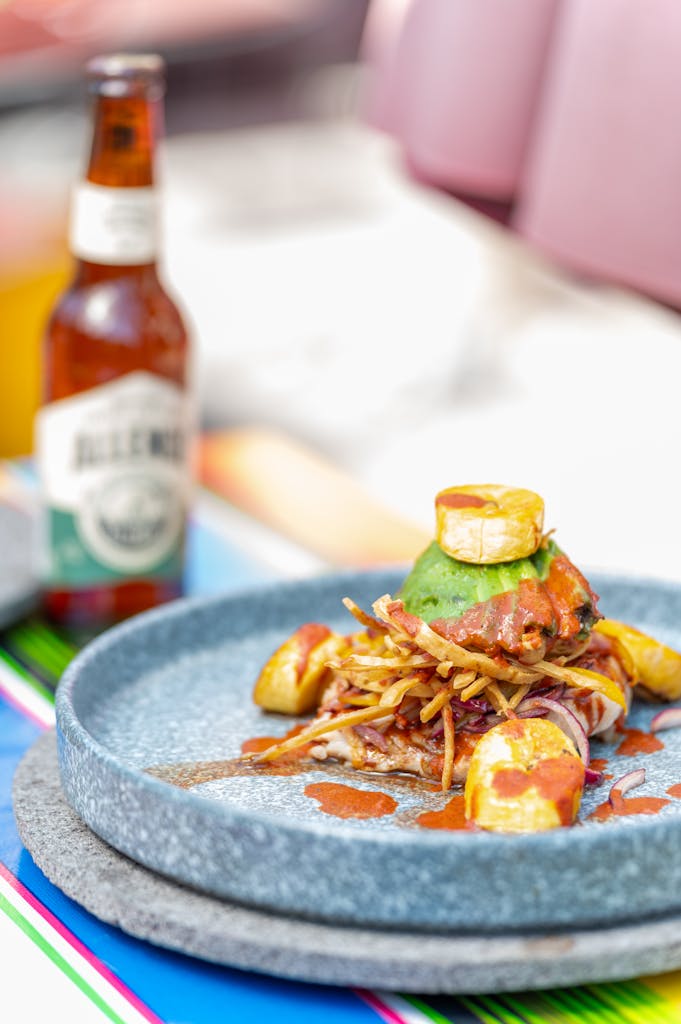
0;696;379;1024
184;514;276;597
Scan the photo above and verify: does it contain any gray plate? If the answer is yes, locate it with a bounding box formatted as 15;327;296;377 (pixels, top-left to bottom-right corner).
55;569;681;932
16;732;681;993
0;503;39;628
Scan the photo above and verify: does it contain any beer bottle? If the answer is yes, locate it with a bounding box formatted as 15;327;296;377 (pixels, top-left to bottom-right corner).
37;54;192;629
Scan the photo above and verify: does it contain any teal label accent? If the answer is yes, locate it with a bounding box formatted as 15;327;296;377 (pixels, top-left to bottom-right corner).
46;507;184;587
37;372;191;589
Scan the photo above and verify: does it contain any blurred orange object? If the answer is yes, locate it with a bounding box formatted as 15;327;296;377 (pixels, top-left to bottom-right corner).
0;184;69;457
199;427;430;567
0;257;69;458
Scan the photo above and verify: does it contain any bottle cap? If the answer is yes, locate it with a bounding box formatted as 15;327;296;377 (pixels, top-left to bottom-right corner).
85;53;165;99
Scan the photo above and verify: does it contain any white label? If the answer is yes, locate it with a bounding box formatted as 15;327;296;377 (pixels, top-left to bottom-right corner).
70;183;158;265
37;372;191;580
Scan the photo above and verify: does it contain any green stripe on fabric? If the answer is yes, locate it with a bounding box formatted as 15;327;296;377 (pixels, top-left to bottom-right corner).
402;995;461;1023
534;991;587;1024
0;889;127;1024
24;618;78;661
12;621;74;664
6;633;67;681
0;648;55;704
553;988;618;1024
625;979;681;1022
458;998;505;1024
462;995;527;1024
588;982;680;1024
565;988;627;1024
500;994;564;1024
5;621;75;679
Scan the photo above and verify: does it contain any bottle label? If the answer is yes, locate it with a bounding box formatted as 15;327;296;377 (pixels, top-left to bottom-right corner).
37;372;192;587
70;183;158;265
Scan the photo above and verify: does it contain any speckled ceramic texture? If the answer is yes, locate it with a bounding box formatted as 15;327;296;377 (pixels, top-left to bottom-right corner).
0;504;39;628
17;732;681;992
55;569;681;932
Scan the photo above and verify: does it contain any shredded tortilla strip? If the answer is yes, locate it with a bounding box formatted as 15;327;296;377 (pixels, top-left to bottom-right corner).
353;679;435;699
402;682;438;698
379;673;431;708
339;693;381;707
530;660;627;711
441;703;455;792
252;705;395;763
508;683;532;710
336;653;436;672
373;596;539;685
420;685;455;723
459;674;492;701
486;681;511;717
449;669;477;691
384;635;415;656
342;597;388;633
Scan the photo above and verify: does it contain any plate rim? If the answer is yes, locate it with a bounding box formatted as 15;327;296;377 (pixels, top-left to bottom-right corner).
18;730;681;994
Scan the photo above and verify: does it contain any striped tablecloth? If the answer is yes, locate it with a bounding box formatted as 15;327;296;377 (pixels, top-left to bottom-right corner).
1;444;680;1024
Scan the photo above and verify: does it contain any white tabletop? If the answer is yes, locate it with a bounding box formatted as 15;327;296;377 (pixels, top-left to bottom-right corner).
161;119;681;583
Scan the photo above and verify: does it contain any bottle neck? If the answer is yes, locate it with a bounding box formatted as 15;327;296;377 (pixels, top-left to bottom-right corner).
86;93;157;187
70;93;162;269
73;260;160;285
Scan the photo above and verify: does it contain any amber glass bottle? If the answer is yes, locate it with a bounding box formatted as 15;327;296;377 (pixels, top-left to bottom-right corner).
37;54;191;630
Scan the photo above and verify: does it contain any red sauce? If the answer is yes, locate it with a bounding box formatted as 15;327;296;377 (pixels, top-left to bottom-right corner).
241;723;312;758
589;795;670;821
293;623;331;677
615;728;664;757
416;794;470;830
544;554;598;641
392;553;599;658
500;720;528;741
492;755;584;826
304;782;398;820
240;736;282;755
588;757;612;781
453;731;480;765
667;783;681;799
436;492;490;509
145;724;319;788
493;767;531;797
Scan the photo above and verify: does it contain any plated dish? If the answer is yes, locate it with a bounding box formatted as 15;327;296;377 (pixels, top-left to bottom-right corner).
251;486;681;833
55;564;681;930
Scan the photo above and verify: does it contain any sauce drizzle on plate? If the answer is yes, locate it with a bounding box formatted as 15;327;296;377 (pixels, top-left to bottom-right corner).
304;782;398;820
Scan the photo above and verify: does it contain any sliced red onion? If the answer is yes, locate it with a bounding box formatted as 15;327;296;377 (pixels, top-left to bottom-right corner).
649;708;681;733
523;684;565;702
584;767;604;786
451;697;491;713
353;725;389;752
460;714;503;734
609;768;646;806
517;696;590;765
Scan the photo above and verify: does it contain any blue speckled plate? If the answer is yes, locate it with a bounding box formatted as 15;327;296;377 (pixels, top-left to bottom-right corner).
55;570;681;932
